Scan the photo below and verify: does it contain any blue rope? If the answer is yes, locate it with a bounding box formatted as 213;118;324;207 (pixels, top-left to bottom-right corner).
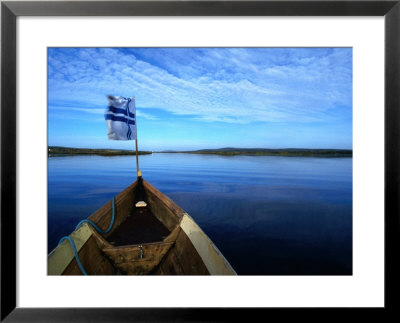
58;236;88;275
75;196;116;234
57;197;116;275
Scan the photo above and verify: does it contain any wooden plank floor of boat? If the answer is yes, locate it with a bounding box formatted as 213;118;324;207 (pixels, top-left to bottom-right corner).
106;206;170;246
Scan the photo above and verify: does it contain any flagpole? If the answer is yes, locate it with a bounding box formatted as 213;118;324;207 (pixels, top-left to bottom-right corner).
135;138;140;178
132;96;146;207
133;96;141;179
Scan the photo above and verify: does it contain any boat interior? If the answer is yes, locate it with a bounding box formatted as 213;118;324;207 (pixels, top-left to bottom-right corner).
59;179;211;275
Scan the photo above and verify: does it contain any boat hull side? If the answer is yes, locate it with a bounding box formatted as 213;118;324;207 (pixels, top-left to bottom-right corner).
154;227;210;275
180;214;237;275
48;223;92;275
142;180;183;231
88;181;139;239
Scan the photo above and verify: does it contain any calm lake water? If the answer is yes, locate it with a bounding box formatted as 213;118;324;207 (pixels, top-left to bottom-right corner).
48;153;352;275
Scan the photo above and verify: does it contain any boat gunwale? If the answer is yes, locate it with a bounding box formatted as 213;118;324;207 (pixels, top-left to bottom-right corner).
141;179;185;223
87;180;139;238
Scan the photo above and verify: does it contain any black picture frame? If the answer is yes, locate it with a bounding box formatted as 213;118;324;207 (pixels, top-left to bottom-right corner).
1;1;399;321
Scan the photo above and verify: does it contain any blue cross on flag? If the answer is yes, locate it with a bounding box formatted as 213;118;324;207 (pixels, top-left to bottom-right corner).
105;95;136;140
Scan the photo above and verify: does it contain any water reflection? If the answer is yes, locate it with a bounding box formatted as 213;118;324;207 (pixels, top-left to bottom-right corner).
48;153;352;275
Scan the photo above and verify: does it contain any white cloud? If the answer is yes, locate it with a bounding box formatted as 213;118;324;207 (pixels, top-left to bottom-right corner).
50;107;105;114
50;105;159;121
136;111;158;120
48;48;352;124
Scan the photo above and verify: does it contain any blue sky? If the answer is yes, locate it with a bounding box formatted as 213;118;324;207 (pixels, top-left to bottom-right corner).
48;48;352;151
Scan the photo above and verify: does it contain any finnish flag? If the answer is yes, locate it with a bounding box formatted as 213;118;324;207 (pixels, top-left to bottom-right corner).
105;95;136;140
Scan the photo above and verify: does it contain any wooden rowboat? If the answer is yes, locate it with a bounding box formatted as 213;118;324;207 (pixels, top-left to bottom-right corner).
48;177;236;275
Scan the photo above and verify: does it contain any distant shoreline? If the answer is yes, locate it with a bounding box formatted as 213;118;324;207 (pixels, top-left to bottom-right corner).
179;148;352;157
48;146;152;157
49;146;352;158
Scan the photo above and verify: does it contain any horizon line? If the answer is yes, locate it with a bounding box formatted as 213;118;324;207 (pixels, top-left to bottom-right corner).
48;145;353;152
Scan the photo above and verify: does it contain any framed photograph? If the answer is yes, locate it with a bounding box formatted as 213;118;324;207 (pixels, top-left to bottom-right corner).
2;0;399;321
